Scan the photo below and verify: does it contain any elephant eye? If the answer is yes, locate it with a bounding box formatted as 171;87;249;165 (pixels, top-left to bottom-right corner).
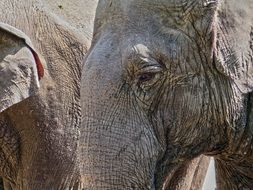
135;67;163;90
132;61;164;91
138;72;155;83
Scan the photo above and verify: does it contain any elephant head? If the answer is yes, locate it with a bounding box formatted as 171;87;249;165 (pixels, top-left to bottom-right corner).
81;0;253;189
0;22;44;113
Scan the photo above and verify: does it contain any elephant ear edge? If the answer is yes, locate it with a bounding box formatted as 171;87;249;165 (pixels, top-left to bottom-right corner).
213;0;253;93
0;22;45;113
0;22;45;80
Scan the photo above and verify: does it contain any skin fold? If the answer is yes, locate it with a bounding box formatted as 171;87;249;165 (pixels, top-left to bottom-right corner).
0;0;97;189
81;0;253;189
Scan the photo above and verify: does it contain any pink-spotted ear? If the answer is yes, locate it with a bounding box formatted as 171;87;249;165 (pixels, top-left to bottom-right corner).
0;22;45;112
29;47;44;80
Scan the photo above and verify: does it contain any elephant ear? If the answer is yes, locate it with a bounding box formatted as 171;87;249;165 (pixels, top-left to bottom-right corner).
213;0;253;93
0;22;45;112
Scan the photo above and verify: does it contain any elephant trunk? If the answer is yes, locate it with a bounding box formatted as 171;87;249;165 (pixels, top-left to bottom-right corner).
80;75;162;189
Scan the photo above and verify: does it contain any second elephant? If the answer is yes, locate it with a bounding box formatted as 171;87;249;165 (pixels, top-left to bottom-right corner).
0;0;94;189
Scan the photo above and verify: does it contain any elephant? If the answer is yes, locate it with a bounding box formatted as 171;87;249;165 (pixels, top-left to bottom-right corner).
81;0;253;189
0;0;97;189
0;1;207;189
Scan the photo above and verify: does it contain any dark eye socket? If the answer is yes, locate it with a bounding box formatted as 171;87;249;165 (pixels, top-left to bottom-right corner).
138;72;155;83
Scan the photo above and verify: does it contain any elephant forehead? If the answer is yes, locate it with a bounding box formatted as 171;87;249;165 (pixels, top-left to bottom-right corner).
98;0;217;15
96;0;218;35
99;0;214;7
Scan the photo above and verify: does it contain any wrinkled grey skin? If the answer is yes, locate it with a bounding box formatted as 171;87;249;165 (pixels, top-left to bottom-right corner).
81;0;253;189
0;23;43;189
0;22;42;113
0;0;97;189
